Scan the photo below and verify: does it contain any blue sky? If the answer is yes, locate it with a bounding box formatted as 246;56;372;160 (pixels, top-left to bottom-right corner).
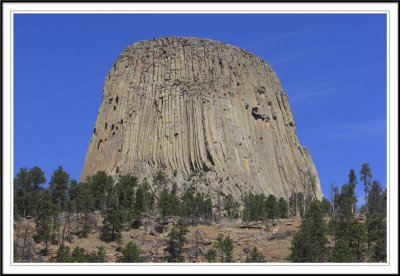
13;14;387;206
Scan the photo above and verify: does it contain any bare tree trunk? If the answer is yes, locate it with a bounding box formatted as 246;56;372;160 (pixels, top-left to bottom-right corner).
303;187;306;215
84;214;89;237
331;184;334;214
15;219;21;245
76;212;79;234
116;190;119;207
61;213;70;245
217;185;222;221
57;215;61;245
193;230;202;262
14;220;21;260
154;234;160;262
67;214;71;241
21;228;28;259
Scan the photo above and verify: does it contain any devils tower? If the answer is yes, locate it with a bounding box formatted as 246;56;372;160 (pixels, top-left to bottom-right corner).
81;36;322;203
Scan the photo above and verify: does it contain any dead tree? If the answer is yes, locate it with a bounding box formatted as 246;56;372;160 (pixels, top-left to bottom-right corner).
193;230;201;262
153;234;162;262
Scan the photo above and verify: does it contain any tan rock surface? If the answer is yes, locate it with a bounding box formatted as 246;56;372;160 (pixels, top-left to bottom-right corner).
81;36;323;202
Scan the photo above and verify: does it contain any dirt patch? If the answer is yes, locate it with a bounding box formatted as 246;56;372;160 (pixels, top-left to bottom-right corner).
14;217;302;263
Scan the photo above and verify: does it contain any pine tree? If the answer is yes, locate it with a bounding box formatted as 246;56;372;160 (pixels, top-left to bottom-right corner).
29;166;46;216
288;193;297;217
360;163;372;213
76;182;95;237
277;197;288;218
366;181;386;262
164;220;188;262
348;169;357;214
158;188;171;221
243;193;266;222
153;169;167;192
35;190;55;255
329;218;367;262
133;180;154;219
29;166;46;191
329;170;367;262
85;171;113;211
223;194;239;219
214;233;234;262
52;245;107;262
204;248;217;262
100;187;123;241
158;187;179;222
67;180;79;237
289;200;328;262
68;180;79;211
321;197;332;215
117;242;143;262
48;166;70;245
265;194;277;219
14;166;47;218
49;166;70;212
53;244;71;262
246;247;266;263
180;187;195;219
296;192;305;218
331;186;340;214
86;246;107;262
194;193;213;220
14;167;33;218
202;198;213;220
338;178;357;219
348;169;357;185
115;174;137;224
70;246;88;262
180;188;213;222
115;175;138;205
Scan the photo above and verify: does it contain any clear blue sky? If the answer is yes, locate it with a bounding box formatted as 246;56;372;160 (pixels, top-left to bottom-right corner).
13;14;387;205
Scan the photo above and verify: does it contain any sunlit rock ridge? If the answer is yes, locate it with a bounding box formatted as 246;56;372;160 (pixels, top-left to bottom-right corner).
81;36;323;203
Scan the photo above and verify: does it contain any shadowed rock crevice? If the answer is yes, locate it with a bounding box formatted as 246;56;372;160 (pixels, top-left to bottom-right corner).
251;107;268;121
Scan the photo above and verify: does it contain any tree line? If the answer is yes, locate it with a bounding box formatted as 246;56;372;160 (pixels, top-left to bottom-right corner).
289;163;387;263
13;162;386;263
13;165;294;251
14;166;277;261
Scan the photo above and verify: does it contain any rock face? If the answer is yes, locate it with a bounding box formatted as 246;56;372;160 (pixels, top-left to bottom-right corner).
81;36;323;203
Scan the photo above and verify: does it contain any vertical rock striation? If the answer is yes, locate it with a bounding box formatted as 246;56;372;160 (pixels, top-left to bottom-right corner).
81;36;323;202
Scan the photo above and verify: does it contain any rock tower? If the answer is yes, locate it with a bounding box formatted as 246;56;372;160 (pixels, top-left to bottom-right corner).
81;36;323;203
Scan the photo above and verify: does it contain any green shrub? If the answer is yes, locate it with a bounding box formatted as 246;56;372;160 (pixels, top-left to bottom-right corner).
117;242;142;262
164;220;188;262
246;247;266;263
52;245;107;262
214;233;233;262
204;248;217;262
